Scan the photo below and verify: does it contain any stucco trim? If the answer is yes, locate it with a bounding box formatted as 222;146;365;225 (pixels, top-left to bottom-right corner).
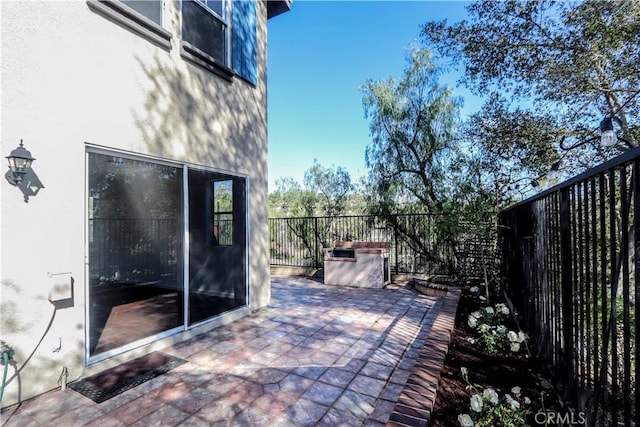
180;41;235;82
87;0;172;50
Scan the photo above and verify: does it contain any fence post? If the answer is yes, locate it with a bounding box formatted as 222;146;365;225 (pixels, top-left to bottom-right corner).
559;186;576;399
393;215;399;274
314;217;319;269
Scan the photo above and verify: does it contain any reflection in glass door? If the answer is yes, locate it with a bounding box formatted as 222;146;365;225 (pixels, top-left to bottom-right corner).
87;152;184;357
188;169;246;325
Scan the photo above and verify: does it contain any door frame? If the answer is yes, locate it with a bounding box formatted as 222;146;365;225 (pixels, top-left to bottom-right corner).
84;145;250;366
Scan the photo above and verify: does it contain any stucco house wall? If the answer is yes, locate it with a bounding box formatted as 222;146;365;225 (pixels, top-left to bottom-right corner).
1;0;278;408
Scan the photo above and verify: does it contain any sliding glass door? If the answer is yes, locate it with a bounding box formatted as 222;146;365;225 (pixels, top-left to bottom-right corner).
187;169;246;325
87;151;247;360
87;153;184;357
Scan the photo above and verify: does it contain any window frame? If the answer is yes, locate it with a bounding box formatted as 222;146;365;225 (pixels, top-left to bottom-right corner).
180;0;234;81
87;0;172;50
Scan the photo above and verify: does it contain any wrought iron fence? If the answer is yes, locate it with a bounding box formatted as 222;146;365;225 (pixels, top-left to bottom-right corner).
269;213;494;277
88;218;180;285
500;147;640;426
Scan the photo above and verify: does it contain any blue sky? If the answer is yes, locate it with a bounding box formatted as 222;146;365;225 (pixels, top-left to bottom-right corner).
267;0;479;192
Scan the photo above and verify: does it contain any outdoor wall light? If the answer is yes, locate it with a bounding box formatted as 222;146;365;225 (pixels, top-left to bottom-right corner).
5;139;35;185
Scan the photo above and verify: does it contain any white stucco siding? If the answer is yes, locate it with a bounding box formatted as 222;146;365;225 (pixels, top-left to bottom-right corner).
0;0;270;408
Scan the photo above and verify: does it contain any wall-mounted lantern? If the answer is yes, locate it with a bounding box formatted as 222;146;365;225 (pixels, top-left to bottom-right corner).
5;139;35;185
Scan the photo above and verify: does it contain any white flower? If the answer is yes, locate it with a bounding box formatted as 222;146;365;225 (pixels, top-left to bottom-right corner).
470;394;483;412
524;396;531;405
505;394;520;410
510;342;521;352
479;323;490;333
496;325;507;334
517;331;526;343
470;286;479;293
507;331;519;342
484;306;495;315
458;413;474;427
479;296;486;301
468;316;478;328
467;337;476;344
511;386;521;395
483;388;499;405
495;303;510;315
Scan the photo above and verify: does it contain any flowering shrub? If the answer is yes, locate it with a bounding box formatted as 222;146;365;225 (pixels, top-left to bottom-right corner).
459;367;531;426
466;302;526;354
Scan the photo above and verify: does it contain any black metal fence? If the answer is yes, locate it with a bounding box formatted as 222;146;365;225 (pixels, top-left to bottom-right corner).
500;147;640;425
269;213;494;277
88;218;180;285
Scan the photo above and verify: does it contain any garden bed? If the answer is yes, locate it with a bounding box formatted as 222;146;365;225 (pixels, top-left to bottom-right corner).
429;284;568;426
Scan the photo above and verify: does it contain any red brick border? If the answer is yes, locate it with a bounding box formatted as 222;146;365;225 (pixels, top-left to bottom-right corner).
386;287;461;426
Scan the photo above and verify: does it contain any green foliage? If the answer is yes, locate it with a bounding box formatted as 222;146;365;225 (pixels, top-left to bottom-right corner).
423;0;640;172
459;369;532;427
362;47;464;214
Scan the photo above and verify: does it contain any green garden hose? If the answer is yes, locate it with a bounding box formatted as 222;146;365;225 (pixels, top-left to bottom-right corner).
0;341;15;404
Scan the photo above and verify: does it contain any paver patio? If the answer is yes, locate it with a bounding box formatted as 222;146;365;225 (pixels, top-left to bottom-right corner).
1;276;458;427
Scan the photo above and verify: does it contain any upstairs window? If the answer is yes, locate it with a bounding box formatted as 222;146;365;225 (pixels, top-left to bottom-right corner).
181;0;230;68
121;0;162;25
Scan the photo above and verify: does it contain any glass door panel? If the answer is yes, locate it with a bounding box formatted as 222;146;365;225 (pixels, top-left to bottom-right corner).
87;153;184;357
188;169;246;325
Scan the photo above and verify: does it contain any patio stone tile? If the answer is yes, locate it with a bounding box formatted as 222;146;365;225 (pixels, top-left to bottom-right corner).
281;397;329;426
277;373;314;395
310;350;340;366
202;373;246;396
389;368;412;385
45;404;104;426
302;381;344;406
317;407;363;427
171;387;218;414
149;378;192;403
252;390;299;417
178;415;213;427
129;404;190;427
318;367;357;387
333;356;367;373
166;362;217;387
83;414;127;427
249;367;289;385
380;382;405;402
24;389;85;421
361;361;395;381
222;379;264;406
109;396;164;424
1;412;41;427
348;375;387;398
368;398;396;423
0;278;456;427
333;390;376;418
290;365;327;380
193;398;245;424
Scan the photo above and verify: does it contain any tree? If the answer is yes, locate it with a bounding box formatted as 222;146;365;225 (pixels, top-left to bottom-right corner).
362;47;495;276
423;0;640;165
303;160;354;218
362;47;463;215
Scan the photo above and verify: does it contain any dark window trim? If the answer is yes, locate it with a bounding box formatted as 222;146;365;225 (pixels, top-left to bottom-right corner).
87;0;172;50
180;41;234;82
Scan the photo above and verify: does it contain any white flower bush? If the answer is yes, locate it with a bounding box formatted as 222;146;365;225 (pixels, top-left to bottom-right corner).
458;370;532;427
465;302;527;354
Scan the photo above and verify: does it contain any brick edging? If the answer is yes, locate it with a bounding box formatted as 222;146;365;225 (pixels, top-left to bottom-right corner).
386;287;461;426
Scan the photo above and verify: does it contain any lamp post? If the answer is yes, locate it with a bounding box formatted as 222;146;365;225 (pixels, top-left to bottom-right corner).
5;139;35;185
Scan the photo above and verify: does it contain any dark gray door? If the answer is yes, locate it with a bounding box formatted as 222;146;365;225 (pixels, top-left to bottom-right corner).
187;169;246;325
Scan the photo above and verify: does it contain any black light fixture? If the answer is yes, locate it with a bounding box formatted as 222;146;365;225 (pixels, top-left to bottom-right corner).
5;139;35;185
560;115;632;151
